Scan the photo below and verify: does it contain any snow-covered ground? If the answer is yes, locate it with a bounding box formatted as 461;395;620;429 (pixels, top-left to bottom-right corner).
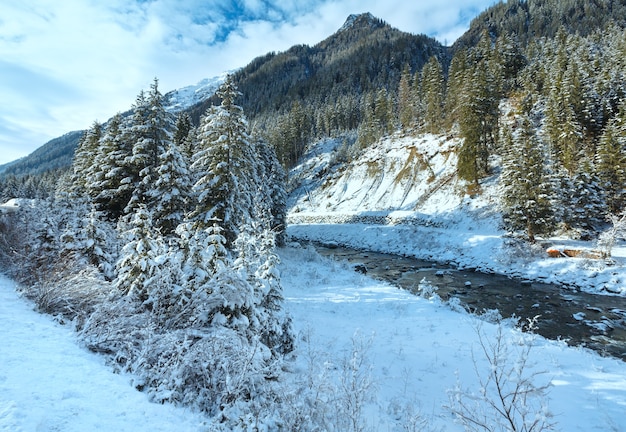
281;244;626;431
0;275;210;432
2;245;626;431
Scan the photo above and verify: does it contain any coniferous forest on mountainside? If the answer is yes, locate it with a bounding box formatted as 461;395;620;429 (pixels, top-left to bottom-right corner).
2;0;626;428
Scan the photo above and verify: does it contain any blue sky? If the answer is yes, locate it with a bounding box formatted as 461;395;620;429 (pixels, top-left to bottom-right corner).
0;0;495;165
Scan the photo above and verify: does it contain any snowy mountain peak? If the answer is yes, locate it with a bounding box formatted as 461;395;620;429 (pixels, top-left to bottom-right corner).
163;71;231;113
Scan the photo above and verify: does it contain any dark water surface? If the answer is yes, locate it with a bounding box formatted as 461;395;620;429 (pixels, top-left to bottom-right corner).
314;244;626;361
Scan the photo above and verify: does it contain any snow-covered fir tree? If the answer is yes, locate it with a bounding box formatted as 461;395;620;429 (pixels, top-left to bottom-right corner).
554;159;608;237
126;80;174;215
421;55;445;134
500;116;555;242
457;40;499;186
67;121;102;198
255;138;288;246
91;114;134;220
596;103;626;213
397;65;415;130
233;224;294;356
173;112;192;148
115;205;165;303
191;75;257;245
152;141;192;237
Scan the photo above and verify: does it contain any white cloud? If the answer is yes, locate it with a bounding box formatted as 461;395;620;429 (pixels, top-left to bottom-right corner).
0;0;494;166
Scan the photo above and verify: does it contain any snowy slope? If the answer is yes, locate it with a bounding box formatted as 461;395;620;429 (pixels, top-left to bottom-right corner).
287;132;626;296
289;133;462;213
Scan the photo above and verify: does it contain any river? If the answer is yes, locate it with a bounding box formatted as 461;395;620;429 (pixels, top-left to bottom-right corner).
314;244;626;361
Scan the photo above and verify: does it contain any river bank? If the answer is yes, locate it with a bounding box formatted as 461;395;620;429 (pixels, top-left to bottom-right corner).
287;213;626;296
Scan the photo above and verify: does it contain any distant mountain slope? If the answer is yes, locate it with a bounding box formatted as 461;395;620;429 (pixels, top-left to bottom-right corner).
0;130;83;177
163;72;228;113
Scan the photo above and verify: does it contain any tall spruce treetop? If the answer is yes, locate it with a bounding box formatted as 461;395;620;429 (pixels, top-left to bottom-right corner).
191;75;257;245
397;65;415;130
69;121;102;197
126;79;174;214
421;56;445;134
91;114;133;219
153;141;192;237
457;50;499;186
254;138;287;245
174;112;192;148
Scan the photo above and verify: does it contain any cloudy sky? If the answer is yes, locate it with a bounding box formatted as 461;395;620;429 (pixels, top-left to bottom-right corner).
0;0;495;165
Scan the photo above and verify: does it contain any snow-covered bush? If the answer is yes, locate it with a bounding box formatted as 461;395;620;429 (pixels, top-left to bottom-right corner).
417;277;439;300
22;266;110;322
597;210;626;259
217;327;378;432
81;288;278;415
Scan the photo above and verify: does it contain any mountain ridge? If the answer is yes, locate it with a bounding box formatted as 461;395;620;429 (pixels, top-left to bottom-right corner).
3;0;626;184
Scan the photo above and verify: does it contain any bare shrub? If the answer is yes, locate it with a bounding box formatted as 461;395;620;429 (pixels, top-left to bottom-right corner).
447;318;556;432
335;330;376;432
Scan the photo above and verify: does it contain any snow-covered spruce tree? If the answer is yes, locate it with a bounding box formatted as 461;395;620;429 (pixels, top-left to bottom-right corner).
82;206;120;280
56;196;120;281
191;75;256;246
596;103;626;214
421;55;445;134
168;220;229;327
500;117;555;242
92;113;134;220
555;160;608;237
374;87;394;135
233;224;294;356
173;112;192;148
66;121;102;198
397;64;415;130
254;137;288;246
152;141;192;237
115;205;165;303
356;93;382;149
125;79;174;215
545;80;584;175
457;52;499;187
181;125;198;168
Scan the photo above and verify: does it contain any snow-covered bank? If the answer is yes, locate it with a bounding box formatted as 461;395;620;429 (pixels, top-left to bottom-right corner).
0;275;209;432
286;133;626;296
287;217;626;296
279;244;626;431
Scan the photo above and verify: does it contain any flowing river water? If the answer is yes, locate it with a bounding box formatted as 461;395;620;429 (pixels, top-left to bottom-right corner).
313;244;626;361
